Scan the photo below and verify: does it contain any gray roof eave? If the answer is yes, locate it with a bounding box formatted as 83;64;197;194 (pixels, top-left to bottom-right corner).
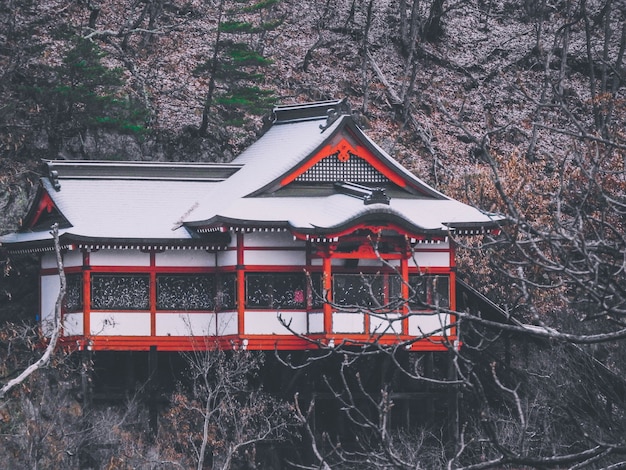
185;206;447;237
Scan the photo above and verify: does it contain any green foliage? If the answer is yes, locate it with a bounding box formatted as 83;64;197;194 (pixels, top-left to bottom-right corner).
216;85;274;114
227;42;273;66
24;37;149;137
219;20;254;33
197;0;280;128
242;0;280;13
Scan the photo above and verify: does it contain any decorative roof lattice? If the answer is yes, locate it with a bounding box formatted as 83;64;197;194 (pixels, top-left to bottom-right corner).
295;153;389;184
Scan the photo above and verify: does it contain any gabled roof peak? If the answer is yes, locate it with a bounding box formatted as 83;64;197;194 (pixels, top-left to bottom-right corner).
272;98;351;126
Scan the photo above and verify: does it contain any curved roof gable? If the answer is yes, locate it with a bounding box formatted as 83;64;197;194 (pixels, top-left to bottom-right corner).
244;113;446;199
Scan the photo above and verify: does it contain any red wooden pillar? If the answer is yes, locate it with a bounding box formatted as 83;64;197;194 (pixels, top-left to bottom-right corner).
149;251;157;337
82;250;91;340
448;238;457;343
401;256;409;336
236;232;245;336
322;255;332;336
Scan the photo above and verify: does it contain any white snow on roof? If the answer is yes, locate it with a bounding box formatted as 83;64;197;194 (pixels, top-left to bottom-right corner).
1;109;503;248
188;116;344;222
6;177;215;243
199;194;497;232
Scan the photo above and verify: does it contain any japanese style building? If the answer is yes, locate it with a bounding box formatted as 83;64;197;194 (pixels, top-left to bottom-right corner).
1;99;502;353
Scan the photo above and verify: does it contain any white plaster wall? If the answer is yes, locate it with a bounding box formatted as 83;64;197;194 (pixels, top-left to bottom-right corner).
156;313;217;336
217;311;238;335
90;312;151;336
244;311;308;335
155;250;215;267
332;312;365;333
89;249;150;266
408;313;449;336
42;250;83;269
216;250;237;267
40;274;60;336
409;251;450;268
370;313;403;335
63;313;84;336
308;312;324;333
357;259;384;267
244;231;302;248
244;250;306;266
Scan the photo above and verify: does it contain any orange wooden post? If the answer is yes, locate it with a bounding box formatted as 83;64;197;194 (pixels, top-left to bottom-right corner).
401;256;409;336
82;250;91;341
149;251;157;338
237;232;245;336
323;256;332;335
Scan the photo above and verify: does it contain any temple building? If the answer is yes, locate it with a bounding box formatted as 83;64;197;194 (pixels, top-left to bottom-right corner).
0;99;501;352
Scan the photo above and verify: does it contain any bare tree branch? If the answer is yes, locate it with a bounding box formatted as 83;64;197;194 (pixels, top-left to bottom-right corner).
0;224;65;399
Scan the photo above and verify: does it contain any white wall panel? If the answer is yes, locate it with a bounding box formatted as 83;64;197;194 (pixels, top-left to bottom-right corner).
217;312;238;335
216;250;237;267
408;313;449;336
90;312;151;336
308;312;324;333
244;311;307;335
63;313;84;336
41;253;56;270
358;259;384;267
408;251;450;268
244;231;302;248
332;312;365;333
244;250;305;266
40;275;60;336
156;313;217;336
90;249;150;266
155;250;215;267
370;313;403;335
42;250;83;269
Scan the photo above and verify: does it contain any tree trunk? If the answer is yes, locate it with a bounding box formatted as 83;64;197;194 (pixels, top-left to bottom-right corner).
199;0;225;136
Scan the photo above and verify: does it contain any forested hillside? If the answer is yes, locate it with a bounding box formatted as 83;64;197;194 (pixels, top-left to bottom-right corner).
1;0;625;468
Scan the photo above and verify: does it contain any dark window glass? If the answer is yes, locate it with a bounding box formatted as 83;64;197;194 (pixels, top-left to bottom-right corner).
387;275;403;305
333;273;385;308
308;272;324;309
245;273;306;309
408;275;449;310
65;273;83;312
91;274;150;310
157;274;215;311
217;273;237;310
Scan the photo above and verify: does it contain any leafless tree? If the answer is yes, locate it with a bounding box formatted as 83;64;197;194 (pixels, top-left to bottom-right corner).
165;345;295;470
0;224;65;399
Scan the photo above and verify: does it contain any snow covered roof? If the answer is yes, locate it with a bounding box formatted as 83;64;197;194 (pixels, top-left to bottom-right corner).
0;100;503;252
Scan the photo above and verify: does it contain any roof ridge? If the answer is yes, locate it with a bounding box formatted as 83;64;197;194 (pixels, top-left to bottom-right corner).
272;98;350;124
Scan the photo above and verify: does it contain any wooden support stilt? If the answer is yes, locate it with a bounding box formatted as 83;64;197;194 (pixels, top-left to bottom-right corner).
446;350;460;457
81;350;93;409
148;346;158;439
125;351;135;393
424;352;434;424
79;350;94;468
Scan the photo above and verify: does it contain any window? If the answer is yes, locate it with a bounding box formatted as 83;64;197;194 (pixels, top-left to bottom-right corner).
308;272;324;309
333;273;402;309
408;275;449;310
216;273;236;310
64;273;83;312
245;273;306;309
157;274;215;311
91;274;150;310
